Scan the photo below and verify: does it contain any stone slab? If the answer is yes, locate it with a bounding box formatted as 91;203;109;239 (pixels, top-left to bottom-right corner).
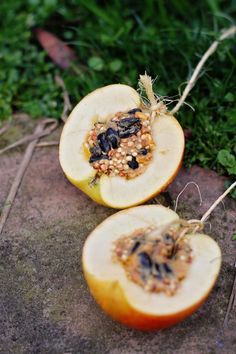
0;126;235;354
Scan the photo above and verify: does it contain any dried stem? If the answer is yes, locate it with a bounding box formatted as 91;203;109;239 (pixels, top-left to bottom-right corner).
187;180;236;235
174;181;202;212
150;181;235;240
171;26;236;115
172;181;236;248
55;75;72;122
139;73;157;107
0;119;58;235
200;181;236;223
36;141;59;147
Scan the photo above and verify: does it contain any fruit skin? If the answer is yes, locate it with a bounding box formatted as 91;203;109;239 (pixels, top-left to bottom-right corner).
83;270;215;331
66;173;106;206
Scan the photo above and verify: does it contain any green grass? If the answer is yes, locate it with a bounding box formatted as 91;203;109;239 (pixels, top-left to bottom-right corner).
0;0;236;179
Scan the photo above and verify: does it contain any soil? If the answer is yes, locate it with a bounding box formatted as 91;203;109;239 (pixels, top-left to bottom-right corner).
0;119;235;354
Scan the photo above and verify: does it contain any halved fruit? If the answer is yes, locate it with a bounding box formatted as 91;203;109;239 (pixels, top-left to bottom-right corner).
59;82;185;208
82;205;221;331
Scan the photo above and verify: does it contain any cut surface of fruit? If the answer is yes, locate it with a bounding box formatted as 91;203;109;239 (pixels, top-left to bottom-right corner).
59;83;184;208
99;114;184;208
82;205;221;330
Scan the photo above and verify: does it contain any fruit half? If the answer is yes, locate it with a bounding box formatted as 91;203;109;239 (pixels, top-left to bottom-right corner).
82;205;221;331
59;81;184;208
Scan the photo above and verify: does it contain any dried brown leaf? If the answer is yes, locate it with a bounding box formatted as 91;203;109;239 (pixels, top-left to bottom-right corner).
35;28;77;69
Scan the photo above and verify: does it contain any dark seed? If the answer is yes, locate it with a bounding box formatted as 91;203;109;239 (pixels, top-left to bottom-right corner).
117;117;141;128
163;233;174;244
127;156;139;169
118;117;142;138
138;148;148;155
89;154;109;163
153;263;162;279
162;263;173;275
138;252;152;269
130;241;141;254
105;128;120;149
154;263;160;272
89;145;102;156
128;108;142;114
97;132;110;153
89;145;104;163
118;125;141;138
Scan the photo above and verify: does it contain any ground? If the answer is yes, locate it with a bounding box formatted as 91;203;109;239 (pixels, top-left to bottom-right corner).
0;120;235;354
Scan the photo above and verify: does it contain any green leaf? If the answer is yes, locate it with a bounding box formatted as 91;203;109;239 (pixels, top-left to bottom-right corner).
232;234;236;241
227;165;236;175
225;92;235;102
44;0;57;6
217;150;235;168
88;56;104;71
109;59;123;72
28;0;40;5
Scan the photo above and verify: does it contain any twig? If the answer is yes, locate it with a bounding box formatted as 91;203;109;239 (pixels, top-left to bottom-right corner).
223;262;236;329
55;75;72;122
187;180;236;235
36;141;59;147
0;119;58;235
0;120;58;155
172;181;236;250
171;26;236;115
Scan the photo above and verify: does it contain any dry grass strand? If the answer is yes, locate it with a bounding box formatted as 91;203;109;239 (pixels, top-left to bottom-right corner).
171;25;236;114
55;75;72;122
174;181;203;212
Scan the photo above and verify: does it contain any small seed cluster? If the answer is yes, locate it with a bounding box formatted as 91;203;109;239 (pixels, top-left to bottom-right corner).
113;226;193;296
85;108;155;179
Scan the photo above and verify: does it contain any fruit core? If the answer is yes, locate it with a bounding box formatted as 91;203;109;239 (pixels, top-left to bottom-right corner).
85;108;155;179
113;225;193;295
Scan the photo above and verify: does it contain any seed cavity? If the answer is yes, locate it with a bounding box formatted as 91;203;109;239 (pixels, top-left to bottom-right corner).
86;107;155;179
113;226;193;296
